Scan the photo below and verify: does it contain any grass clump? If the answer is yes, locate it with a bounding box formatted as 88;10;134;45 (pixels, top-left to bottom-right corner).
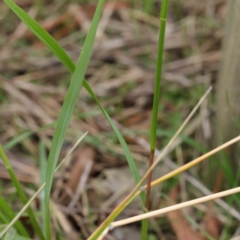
1;0;240;240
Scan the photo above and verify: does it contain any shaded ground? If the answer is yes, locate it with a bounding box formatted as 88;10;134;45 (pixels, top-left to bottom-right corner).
1;0;238;239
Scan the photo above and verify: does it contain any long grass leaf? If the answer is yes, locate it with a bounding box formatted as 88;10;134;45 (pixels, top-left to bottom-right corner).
150;0;169;151
3;122;56;151
0;132;87;239
83;83;144;190
0;184;45;239
39;140;47;236
4;1;148;237
3;0;75;72
43;1;104;239
145;1;168;238
0;197;29;237
88;87;211;239
0;146;45;240
4;0;145;203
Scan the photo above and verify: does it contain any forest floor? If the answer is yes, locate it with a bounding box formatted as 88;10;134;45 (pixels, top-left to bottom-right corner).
1;0;238;240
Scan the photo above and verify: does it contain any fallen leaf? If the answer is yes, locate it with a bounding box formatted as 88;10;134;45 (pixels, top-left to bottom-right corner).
201;171;223;239
201;216;221;240
167;186;205;240
67;147;95;194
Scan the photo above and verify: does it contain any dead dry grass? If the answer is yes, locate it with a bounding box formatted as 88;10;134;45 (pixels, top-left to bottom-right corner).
0;0;235;239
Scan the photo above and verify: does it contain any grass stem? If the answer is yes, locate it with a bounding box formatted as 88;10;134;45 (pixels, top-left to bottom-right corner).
88;87;211;240
144;1;169;237
145;149;155;211
0;145;45;240
129;135;240;201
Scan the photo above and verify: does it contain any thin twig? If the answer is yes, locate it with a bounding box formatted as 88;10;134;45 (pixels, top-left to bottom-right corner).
55;132;88;172
0;132;88;238
88;87;212;239
148;87;212;174
0;184;45;238
140;134;240;191
134;132;240;221
111;186;240;228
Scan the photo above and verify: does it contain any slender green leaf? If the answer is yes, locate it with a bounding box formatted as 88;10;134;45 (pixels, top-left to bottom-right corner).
0;211;8;223
4;227;16;240
43;1;105;239
3;132;32;151
3;122;56;151
0;197;29;237
3;0;75;72
0;146;45;240
145;1;169;238
140;215;148;240
83;83;144;192
150;0;169;151
0;184;45;239
4;1;147;237
4;0;145;203
39;140;47;236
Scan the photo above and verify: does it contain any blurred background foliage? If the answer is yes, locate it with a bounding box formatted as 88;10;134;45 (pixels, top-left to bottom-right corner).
1;0;240;239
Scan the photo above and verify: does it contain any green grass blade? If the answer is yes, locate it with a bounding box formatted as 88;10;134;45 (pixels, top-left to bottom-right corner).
144;1;169;238
3;0;75;73
4;1;147;235
140;216;148;240
4;227;16;240
3;122;56;151
0;184;45;239
0;145;45;240
83;88;147;240
150;0;169;151
0;211;8;223
4;0;145;203
0;197;29;237
43;1;105;239
3;132;32;151
83;83;144;192
39;140;47;236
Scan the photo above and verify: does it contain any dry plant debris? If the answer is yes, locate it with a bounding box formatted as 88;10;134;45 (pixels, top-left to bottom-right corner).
0;0;237;239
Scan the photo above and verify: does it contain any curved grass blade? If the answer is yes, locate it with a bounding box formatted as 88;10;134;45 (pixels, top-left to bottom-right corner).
83;82;144;189
0;197;29;238
4;0;147;236
43;1;105;239
88;87;211;239
0;146;45;240
3;132;32;151
3;0;145;203
0;132;87;239
3;0;75;72
0;184;45;239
